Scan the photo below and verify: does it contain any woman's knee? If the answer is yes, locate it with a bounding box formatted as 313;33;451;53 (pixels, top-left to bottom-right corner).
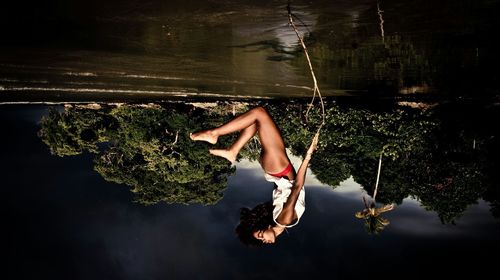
252;106;268;117
251;107;273;128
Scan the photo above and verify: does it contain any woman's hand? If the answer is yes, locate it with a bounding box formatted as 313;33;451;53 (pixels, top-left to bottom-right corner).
305;133;319;159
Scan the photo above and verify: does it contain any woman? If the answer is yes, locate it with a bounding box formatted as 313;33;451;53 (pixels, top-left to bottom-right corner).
190;106;318;245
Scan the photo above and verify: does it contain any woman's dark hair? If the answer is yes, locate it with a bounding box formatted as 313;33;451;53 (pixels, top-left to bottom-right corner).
235;201;275;246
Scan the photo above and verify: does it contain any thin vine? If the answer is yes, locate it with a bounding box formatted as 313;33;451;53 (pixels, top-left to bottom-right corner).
287;2;325;140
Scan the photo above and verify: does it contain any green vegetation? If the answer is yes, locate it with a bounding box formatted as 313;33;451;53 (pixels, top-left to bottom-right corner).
266;102;495;223
39;104;236;205
38;102;499;225
38;106;112;156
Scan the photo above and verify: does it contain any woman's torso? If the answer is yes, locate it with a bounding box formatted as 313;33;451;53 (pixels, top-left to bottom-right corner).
260;148;295;180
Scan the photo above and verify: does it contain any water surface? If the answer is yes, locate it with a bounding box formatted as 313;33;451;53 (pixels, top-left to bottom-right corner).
1;0;499;101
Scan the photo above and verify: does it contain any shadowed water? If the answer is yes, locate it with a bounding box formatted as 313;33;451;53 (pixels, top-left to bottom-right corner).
1;0;499;102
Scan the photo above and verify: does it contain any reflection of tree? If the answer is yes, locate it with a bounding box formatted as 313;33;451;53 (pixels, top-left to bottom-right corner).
292;30;431;93
290;0;500;96
39;104;235;205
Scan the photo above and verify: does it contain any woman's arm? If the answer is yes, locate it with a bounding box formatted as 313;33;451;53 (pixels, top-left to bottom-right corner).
276;135;319;226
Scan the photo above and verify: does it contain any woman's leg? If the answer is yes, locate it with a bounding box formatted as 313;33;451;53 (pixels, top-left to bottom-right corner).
191;107;272;144
209;124;257;162
191;107;287;166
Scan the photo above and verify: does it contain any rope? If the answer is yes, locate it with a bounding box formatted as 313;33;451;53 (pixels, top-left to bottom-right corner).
377;0;386;45
287;2;326;135
286;3;394;223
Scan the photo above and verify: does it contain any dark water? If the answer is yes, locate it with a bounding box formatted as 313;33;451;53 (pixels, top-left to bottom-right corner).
2;100;500;279
1;0;500;101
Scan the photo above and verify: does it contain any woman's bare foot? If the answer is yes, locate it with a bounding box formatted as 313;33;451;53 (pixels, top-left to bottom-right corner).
209;149;237;163
190;130;218;144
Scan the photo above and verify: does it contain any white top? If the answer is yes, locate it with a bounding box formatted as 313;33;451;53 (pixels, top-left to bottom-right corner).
264;174;306;228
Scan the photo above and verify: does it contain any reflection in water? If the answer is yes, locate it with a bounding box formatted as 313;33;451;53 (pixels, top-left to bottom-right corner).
38;101;500;230
1;0;499;101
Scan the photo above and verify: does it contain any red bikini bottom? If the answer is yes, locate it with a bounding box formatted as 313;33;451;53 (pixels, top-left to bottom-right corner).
268;163;293;177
